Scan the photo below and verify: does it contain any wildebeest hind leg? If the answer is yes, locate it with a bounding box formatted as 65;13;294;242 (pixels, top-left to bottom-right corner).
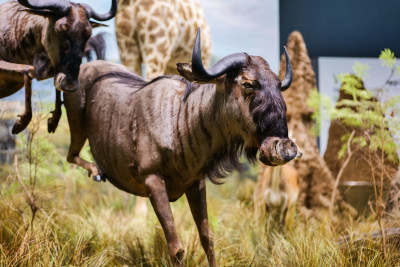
47;90;62;133
12;72;33;134
186;179;216;267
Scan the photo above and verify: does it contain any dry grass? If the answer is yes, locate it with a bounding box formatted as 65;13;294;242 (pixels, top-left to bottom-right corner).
1;111;399;267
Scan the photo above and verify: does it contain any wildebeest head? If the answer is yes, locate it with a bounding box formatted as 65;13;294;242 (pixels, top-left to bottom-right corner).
17;0;117;92
178;29;297;166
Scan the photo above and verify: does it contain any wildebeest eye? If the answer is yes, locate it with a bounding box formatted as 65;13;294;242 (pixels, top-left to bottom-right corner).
242;82;254;89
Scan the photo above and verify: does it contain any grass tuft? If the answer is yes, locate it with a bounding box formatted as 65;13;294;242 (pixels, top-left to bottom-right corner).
1;112;399;266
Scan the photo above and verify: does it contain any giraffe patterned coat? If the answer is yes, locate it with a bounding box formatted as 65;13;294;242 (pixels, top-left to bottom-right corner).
116;0;212;80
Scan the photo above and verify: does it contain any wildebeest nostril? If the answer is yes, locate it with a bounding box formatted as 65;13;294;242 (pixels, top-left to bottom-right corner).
276;139;298;162
297;151;303;158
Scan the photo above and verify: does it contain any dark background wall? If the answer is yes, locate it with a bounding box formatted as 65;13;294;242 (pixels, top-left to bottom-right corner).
279;0;400;58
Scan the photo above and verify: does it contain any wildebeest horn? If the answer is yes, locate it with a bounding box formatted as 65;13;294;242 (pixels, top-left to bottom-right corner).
83;0;117;21
17;0;71;15
192;28;247;82
280;46;293;91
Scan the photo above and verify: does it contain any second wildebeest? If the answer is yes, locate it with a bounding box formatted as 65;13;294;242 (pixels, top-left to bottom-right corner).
0;0;116;134
63;29;297;266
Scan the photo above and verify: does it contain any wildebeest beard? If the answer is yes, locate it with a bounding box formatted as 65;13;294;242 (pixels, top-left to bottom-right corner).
201;137;259;184
201;85;290;184
199;84;289;184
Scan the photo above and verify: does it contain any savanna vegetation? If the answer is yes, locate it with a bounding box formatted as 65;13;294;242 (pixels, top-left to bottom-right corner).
0;108;398;266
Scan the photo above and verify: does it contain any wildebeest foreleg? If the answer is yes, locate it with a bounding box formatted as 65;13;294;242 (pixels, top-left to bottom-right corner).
64;94;105;182
186;179;216;267
12;72;33;134
145;174;184;266
0;61;34;134
47;90;62;133
66;133;105;182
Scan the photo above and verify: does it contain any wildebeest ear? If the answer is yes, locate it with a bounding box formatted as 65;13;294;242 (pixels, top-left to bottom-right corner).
177;62;223;87
90;20;108;28
177;63;197;82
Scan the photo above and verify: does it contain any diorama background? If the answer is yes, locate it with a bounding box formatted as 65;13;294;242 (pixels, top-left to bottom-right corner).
0;0;398;155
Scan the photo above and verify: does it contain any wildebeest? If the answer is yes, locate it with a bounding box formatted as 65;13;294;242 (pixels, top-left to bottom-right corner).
63;29;297;266
0;0;117;134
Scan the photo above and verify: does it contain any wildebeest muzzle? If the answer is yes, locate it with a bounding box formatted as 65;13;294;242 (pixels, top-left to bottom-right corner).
54;73;79;92
259;137;298;166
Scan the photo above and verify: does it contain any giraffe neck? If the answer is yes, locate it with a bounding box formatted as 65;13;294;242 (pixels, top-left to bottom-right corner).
118;0;131;11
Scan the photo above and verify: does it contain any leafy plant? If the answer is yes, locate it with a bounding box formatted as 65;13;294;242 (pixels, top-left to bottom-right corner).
308;48;400;256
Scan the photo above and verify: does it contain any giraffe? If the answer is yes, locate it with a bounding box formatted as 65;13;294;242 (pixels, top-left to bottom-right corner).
115;0;212;80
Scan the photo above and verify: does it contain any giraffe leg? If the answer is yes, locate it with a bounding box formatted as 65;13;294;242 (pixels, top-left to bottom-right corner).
47;89;62;133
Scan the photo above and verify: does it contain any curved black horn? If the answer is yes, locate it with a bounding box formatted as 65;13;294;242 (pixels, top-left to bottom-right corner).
18;0;71;15
84;0;117;21
280;46;293;91
192;28;247;82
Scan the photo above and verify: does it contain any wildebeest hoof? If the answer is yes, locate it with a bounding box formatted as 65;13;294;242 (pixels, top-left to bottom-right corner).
93;175;102;182
93;174;107;182
47;110;61;133
173;248;185;267
12;112;32;134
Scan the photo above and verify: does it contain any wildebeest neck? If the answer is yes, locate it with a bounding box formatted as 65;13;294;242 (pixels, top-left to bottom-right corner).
172;82;258;183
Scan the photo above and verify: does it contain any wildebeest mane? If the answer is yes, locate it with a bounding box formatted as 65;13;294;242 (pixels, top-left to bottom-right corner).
202;136;259;184
177;77;202;102
92;71;171;91
92;71;204;101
